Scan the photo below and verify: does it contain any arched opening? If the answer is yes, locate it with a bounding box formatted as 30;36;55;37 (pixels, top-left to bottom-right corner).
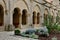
44;8;48;19
51;11;54;23
44;8;48;25
22;9;27;25
23;0;29;10
33;11;36;24
37;12;40;24
13;8;20;28
0;5;4;26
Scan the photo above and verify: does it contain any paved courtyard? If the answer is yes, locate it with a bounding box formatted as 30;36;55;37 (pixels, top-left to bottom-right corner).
0;31;38;40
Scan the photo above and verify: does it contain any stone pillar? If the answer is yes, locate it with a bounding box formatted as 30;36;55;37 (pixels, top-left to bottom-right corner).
26;13;30;26
7;0;14;30
8;0;13;25
19;14;22;29
35;16;37;24
26;13;28;25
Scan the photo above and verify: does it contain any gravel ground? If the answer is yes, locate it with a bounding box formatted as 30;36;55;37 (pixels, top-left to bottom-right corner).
38;33;60;40
0;31;38;40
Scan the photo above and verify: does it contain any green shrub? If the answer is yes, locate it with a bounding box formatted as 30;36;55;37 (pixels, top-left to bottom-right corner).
14;29;20;35
44;14;59;33
30;33;38;39
57;25;60;31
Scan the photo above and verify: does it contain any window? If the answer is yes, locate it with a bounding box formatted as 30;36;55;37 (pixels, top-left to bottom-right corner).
13;8;20;28
33;11;36;24
0;5;4;26
22;9;27;25
37;12;40;24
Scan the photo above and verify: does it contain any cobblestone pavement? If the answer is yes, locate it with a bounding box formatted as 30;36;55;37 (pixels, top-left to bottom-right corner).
0;31;38;40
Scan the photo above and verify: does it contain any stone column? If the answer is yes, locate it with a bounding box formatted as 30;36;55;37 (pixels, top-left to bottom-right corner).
26;12;30;27
7;0;14;30
19;14;22;29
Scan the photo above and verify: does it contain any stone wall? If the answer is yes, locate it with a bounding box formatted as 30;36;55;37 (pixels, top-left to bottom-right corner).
0;0;60;31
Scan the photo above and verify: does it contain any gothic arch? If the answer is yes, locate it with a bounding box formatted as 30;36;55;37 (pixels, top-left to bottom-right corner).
33;4;41;24
0;4;4;26
36;5;41;11
14;0;29;11
2;0;6;9
33;4;41;13
51;10;54;23
44;8;48;24
0;0;6;11
13;7;20;28
22;9;27;25
23;0;29;10
44;8;48;14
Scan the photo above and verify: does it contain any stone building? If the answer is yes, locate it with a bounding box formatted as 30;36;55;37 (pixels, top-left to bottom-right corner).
0;0;60;31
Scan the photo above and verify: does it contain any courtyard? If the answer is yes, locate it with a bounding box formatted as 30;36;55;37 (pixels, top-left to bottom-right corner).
0;31;38;40
0;0;60;40
0;31;60;40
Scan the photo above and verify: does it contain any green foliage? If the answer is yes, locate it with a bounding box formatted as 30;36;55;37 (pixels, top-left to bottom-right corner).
21;32;38;39
56;15;60;23
14;29;20;35
30;33;38;39
44;14;60;33
44;14;52;33
57;25;60;31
